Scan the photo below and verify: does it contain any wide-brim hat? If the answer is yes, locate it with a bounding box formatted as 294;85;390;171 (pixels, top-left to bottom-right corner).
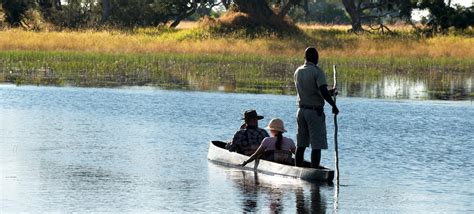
241;109;264;120
266;118;286;132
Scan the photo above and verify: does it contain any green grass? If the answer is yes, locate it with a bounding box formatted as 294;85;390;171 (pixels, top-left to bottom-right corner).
0;50;472;96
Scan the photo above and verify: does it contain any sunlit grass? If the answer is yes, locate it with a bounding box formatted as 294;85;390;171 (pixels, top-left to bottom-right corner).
0;25;472;59
0;24;472;97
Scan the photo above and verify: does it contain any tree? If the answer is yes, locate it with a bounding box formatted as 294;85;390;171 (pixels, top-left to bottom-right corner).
290;0;349;24
165;0;220;28
342;0;362;32
1;0;36;26
418;0;474;34
341;0;416;33
100;0;110;24
232;0;302;20
38;0;61;11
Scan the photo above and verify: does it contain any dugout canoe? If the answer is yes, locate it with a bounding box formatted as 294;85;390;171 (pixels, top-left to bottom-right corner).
207;141;334;182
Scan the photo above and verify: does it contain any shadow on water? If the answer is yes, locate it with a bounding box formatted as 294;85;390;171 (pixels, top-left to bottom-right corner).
209;163;331;213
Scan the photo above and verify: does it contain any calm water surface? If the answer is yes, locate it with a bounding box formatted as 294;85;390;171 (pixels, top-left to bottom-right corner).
1;84;473;212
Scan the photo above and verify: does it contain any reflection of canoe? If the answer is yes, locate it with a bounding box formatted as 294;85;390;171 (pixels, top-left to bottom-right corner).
208;141;334;182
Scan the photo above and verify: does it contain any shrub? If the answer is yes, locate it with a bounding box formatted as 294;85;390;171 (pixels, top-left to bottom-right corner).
207;12;303;38
20;9;48;31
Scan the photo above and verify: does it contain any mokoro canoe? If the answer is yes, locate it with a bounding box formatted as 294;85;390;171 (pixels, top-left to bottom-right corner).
207;141;334;182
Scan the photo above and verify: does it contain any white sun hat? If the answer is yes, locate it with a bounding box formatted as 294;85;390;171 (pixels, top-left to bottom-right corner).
266;118;286;132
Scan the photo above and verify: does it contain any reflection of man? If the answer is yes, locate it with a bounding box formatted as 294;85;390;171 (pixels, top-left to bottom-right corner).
226;110;269;155
294;47;339;168
295;185;326;213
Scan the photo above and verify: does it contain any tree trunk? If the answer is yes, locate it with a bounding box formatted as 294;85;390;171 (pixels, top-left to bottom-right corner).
54;0;61;9
169;8;196;28
342;0;363;32
302;0;309;21
101;0;110;24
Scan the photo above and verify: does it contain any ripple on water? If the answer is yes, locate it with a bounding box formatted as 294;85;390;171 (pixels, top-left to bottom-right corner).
0;85;473;212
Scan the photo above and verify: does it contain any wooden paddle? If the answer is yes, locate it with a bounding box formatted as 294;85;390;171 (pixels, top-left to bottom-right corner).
332;65;340;184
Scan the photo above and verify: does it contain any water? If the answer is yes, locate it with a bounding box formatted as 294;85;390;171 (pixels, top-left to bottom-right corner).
1;84;473;212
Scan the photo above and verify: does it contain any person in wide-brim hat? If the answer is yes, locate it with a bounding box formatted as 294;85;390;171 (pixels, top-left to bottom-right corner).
265;118;287;133
225;109;269;156
241;109;264;121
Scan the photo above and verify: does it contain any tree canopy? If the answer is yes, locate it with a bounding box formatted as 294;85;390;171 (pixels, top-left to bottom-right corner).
1;0;472;34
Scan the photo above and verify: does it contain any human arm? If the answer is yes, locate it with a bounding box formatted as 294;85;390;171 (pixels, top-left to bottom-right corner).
290;139;296;154
290;148;296;154
319;85;339;115
226;131;243;152
241;143;266;166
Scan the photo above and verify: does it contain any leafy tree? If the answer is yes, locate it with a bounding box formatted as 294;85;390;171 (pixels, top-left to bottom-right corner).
101;0;218;28
418;0;474;34
46;0;99;28
163;0;218;28
1;0;36;26
341;0;417;33
290;0;350;24
232;0;302;20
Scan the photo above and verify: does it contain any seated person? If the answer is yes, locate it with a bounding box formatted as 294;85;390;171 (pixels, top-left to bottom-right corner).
241;118;296;166
226;110;269;156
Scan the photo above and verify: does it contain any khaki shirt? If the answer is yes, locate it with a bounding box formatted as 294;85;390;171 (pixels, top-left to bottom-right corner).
294;61;328;107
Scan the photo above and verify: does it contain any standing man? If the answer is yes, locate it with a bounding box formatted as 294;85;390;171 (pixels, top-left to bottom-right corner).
294;47;339;168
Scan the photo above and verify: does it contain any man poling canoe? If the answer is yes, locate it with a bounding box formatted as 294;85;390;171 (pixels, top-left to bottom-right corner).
294;47;339;168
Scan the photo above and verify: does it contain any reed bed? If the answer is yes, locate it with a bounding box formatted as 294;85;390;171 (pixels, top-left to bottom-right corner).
0;26;473;59
0;25;472;98
0;50;471;94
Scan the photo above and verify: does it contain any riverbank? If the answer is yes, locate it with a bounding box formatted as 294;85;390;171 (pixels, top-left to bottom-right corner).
1;26;473;59
0;26;473;99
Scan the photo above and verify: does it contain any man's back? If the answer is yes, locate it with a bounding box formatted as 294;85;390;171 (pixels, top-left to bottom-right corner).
227;127;269;155
294;61;327;107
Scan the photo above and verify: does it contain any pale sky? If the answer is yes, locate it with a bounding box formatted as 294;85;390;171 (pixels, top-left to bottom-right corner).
451;0;473;7
412;0;472;21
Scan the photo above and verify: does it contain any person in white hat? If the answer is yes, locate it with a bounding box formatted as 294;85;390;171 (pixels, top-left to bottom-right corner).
241;118;296;166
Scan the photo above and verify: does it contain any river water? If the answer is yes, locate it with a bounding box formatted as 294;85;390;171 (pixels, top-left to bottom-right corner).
1;84;473;212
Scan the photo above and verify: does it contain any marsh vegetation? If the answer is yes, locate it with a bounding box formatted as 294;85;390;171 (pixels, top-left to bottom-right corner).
0;24;472;100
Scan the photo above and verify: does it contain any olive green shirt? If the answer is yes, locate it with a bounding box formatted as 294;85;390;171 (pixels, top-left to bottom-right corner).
294;61;328;107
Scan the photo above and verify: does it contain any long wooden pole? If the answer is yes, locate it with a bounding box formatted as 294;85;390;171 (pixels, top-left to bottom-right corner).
332;65;340;183
333;65;340;213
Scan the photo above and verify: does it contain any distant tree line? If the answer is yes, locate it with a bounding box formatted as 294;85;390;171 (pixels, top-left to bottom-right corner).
1;0;472;34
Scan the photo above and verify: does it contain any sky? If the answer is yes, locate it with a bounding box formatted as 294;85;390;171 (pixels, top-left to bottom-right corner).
451;0;473;7
412;0;473;21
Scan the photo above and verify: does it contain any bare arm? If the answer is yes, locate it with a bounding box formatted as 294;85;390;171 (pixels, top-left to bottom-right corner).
319;85;339;115
241;144;265;166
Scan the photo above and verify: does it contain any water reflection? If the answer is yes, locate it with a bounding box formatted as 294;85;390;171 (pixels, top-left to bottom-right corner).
340;75;472;100
4;64;472;100
187;69;473;100
2;85;473;212
295;185;327;214
212;163;329;213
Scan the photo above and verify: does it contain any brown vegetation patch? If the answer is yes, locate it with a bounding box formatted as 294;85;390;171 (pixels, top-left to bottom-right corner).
205;12;303;37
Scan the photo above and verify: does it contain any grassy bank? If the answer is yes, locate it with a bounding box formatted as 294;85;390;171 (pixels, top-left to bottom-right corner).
0;50;471;94
1;25;473;59
0;25;472;98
